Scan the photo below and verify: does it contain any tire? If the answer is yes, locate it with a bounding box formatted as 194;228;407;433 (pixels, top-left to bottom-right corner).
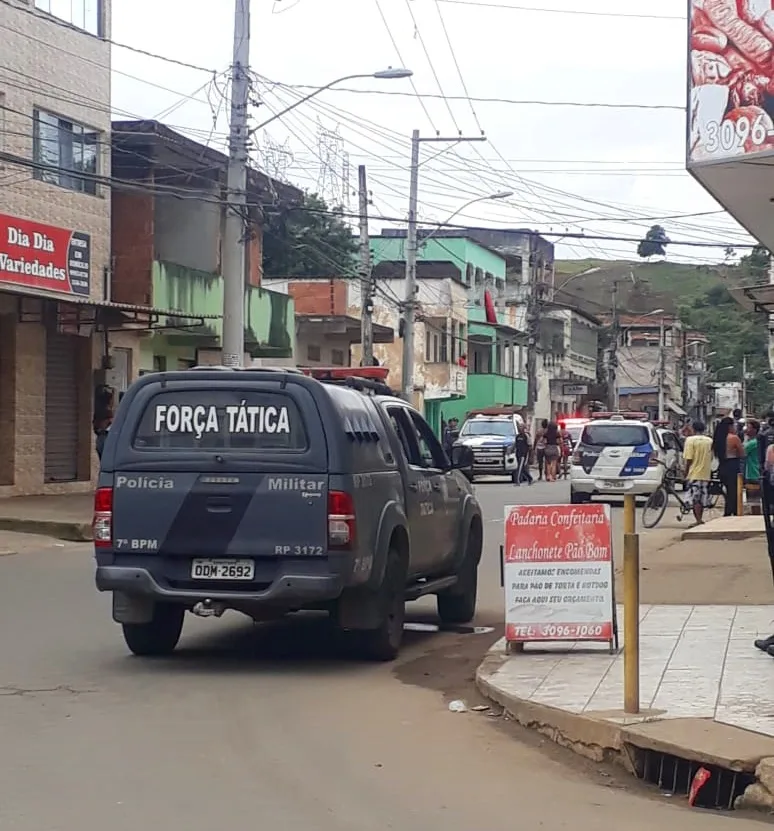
358;547;407;662
642;486;669;529
570;488;587;504
122;604;184;657
437;523;481;625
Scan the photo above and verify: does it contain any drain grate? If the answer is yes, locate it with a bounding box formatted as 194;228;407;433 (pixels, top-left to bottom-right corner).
629;745;755;810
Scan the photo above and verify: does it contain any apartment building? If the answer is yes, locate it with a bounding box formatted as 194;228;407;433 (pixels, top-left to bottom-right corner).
0;0;139;496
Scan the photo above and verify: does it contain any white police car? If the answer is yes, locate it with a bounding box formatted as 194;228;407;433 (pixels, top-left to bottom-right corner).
569;413;666;504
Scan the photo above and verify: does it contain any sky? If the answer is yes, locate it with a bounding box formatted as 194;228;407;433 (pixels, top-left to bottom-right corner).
110;0;756;266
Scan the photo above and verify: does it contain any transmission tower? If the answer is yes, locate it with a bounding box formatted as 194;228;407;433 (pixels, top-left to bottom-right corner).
256;133;294;183
316;120;346;206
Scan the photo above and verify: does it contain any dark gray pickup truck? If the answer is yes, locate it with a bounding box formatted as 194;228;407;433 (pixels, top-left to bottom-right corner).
93;368;483;661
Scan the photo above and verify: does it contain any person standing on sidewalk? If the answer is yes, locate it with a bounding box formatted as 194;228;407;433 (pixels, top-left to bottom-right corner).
683;420;714;525
713;416;745;517
744;419;762;511
534;419;548;480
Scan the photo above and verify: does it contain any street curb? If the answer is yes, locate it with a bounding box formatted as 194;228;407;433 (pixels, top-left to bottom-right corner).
475;647;774;779
0;518;92;542
475;649;629;768
680;528;764;541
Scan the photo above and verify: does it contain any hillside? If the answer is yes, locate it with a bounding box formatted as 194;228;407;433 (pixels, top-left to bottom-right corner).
553;257;772;412
553;259;729;317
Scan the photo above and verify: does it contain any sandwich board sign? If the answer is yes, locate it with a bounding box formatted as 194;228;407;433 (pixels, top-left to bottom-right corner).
502;503;618;652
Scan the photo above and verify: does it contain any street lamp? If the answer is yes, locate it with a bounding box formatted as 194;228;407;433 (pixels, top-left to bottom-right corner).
254;68;413;130
419;191;514;247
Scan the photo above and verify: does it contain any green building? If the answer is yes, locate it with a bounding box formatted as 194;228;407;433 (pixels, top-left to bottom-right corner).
371;232;527;432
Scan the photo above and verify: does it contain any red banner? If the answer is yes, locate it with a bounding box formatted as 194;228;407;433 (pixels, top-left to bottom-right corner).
0;212;90;296
504;503;615;644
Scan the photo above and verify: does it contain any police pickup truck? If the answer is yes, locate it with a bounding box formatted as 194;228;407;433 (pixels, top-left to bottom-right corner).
93;367;482;661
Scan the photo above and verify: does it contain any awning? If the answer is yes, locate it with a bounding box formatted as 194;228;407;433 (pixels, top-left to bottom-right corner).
666;399;688;417
1;283;220;327
728;283;774;313
296;314;394;344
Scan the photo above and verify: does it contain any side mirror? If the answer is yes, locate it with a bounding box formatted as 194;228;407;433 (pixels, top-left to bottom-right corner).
450;444;474;472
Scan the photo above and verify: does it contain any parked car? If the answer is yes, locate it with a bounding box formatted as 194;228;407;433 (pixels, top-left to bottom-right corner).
93;367;482;662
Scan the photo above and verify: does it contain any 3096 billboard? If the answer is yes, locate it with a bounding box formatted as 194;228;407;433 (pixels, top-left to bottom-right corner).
688;0;774;163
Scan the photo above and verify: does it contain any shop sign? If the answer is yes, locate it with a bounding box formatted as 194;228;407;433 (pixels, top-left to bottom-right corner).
563;383;588;396
0;212;90;296
503;503;616;647
688;0;774;163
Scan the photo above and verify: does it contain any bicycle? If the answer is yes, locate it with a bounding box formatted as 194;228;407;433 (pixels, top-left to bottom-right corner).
641;467;722;529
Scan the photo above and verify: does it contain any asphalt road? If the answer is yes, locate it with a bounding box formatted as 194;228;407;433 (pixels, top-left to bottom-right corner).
0;482;757;830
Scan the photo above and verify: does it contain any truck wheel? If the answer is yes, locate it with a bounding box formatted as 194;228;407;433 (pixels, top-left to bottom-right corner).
437;522;481;625
570;489;588;504
121;604;184;657
358;546;407;662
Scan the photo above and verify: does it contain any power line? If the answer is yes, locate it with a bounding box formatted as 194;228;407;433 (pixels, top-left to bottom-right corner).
433;0;483;133
434;0;684;21
372;0;438;132
0;20;216;104
403;0;461;132
0;0;217;72
258;78;750;245
259;80;684;111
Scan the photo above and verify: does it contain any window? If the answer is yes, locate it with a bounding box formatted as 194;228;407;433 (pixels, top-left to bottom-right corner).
580;424;650;448
152;355;167;372
133;390;308;452
306;344;321;362
0;92;5;159
406;410;447;469
35;0;102;36
33;109;98;195
331;348;345;366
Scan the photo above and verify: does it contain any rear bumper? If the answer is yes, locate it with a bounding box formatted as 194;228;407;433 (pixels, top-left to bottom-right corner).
570;472;660;496
95;564;346;607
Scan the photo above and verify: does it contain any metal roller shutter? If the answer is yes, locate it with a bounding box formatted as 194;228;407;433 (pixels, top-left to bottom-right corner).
44;333;79;482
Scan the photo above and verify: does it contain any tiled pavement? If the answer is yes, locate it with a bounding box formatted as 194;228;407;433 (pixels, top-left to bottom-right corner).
486;605;774;737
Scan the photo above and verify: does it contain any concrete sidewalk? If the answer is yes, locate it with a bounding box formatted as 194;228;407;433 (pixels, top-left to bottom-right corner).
477;605;774;811
681;515;765;542
0;493;92;541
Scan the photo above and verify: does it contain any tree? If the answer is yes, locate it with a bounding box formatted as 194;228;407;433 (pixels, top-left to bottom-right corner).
262;192;357;278
738;245;771;284
636;225;670;259
678;276;770;413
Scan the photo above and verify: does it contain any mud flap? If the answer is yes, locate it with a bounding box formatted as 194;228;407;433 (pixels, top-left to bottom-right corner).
335;587;383;630
113;591;155;624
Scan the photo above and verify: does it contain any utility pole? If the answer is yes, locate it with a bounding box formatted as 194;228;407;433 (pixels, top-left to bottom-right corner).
608;282;620;411
221;0;251;368
358;165;374;366
657;316;666;421
400;131;487;402
742;353;748;415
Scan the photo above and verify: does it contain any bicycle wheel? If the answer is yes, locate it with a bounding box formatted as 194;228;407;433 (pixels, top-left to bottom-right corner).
642;486;669;529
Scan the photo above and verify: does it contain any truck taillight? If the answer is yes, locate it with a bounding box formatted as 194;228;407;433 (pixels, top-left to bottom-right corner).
328;491;356;549
93;487;113;548
648;451;660;467
572;451;582;465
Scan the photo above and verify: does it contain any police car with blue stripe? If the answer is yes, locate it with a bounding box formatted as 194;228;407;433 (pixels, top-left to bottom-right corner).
569;412;667;504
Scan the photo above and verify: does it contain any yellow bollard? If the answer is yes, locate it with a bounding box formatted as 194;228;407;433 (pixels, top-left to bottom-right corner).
623;493;636;535
737;472;744;516
623;531;640;714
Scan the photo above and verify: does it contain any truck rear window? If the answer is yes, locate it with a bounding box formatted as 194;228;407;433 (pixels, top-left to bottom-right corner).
580;424;650;448
132;390;307;451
